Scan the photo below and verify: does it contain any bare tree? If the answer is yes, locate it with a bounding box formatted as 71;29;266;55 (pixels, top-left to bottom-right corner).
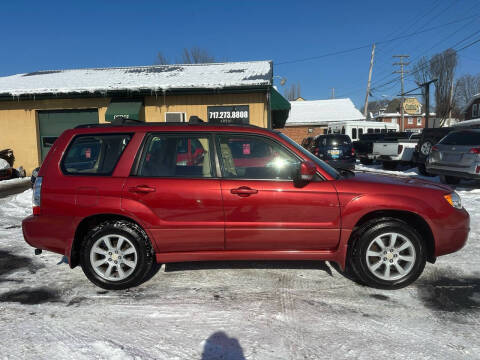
284;83;302;101
429;49;457;124
412;56;431;104
154;48;216;65
155;51;169;65
455;73;480;114
361;98;391;115
180;47;215;64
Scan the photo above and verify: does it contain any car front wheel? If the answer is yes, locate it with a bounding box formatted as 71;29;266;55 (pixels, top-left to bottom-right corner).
350;219;426;289
81;220;155;290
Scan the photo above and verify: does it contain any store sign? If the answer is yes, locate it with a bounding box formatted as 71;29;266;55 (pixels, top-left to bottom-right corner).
403;98;421;115
207;105;249;124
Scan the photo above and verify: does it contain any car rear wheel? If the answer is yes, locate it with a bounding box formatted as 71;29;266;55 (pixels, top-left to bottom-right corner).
440;175;460;185
360;158;373;165
350;219;426;289
420;139;434;157
382;161;397;170
81;220;155;290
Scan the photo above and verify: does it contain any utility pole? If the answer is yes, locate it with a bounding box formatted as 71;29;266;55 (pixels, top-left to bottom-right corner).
363;43;376;119
331;88;335;99
418;79;437;129
393;55;410;131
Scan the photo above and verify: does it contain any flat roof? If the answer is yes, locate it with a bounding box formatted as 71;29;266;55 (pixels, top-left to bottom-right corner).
285;98;365;126
0;61;273;98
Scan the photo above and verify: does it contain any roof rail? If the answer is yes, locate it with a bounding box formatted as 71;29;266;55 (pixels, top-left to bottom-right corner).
74;122;263;129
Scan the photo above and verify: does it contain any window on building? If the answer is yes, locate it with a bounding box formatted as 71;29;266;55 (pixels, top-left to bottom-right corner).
323;129;328;135
352;128;357;140
137;134;213;178
165;112;186;122
391;118;397;124
417;117;422;126
408;118;413;124
62;134;132;175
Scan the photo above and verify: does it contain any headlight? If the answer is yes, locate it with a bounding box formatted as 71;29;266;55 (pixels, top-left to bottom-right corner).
444;191;462;209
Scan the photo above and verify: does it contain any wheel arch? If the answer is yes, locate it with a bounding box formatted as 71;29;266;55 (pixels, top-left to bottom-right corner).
348;210;435;264
69;213;151;269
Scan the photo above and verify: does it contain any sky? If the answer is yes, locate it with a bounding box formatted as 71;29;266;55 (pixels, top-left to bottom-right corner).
0;0;479;109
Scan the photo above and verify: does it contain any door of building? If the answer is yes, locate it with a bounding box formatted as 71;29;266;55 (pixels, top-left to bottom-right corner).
38;109;99;161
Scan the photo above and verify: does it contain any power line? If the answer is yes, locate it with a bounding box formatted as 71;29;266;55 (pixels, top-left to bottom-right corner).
275;13;479;66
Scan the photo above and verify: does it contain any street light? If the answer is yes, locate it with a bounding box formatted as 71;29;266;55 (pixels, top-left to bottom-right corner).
273;76;287;86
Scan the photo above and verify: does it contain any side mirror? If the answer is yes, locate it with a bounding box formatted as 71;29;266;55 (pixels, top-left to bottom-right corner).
294;160;316;187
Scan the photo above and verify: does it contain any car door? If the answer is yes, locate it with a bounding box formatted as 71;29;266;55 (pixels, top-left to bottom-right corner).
123;133;224;253
216;133;340;251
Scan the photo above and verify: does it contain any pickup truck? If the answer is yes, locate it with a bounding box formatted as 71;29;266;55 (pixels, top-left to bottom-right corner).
353;133;387;165
372;133;421;169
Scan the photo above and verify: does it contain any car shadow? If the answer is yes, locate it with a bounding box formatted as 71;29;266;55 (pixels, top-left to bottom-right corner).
416;272;480;313
164;260;333;276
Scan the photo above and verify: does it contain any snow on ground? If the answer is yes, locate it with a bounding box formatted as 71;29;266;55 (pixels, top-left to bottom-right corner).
0;177;30;192
0;165;479;359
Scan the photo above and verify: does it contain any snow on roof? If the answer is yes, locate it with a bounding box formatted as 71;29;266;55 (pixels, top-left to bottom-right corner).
285;98;365;126
0;61;273;97
462;93;480;113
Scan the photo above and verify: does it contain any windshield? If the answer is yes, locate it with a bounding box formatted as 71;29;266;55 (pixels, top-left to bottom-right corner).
277;133;340;179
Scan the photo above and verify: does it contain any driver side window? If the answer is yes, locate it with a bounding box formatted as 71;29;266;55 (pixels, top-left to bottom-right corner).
216;135;300;180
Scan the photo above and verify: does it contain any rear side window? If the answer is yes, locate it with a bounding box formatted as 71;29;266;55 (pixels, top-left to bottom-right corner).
137;134;213;178
440;131;480;146
62;134;131;175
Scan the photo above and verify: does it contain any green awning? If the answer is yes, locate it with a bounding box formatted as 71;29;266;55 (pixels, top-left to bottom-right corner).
270;88;291;111
270;88;290;129
105;100;143;122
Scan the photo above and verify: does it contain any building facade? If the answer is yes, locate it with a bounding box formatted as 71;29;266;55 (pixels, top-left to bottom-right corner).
280;98;365;143
373;98;426;132
463;93;480;121
0;61;290;174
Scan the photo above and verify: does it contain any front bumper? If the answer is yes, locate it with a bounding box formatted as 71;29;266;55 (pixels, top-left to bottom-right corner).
433;208;470;257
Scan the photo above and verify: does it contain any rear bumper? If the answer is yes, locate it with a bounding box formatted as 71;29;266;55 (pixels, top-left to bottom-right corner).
433;208;470;257
22;215;66;255
426;166;480;179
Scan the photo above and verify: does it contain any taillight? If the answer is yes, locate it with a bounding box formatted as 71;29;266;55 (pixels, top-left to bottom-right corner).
431;146;439;152
397;144;403;155
469;148;480;154
351;148;355;156
32;177;43;215
314;147;319;156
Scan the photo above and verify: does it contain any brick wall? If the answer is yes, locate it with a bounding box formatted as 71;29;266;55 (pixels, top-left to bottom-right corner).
278;125;326;144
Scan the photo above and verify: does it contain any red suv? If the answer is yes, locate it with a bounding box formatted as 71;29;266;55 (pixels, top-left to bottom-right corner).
22;122;469;290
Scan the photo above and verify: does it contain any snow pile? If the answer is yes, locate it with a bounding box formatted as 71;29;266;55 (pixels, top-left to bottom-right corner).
0;158;9;170
0;189;32;231
286;98;365;126
0;61;273;97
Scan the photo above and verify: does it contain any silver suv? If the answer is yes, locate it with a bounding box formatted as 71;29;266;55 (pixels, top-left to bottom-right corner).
426;129;480;184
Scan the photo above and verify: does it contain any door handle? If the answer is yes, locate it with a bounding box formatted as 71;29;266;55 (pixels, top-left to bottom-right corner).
230;186;258;197
128;185;156;193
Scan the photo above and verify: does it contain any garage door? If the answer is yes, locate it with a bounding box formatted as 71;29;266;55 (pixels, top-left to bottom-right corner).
38;109;99;161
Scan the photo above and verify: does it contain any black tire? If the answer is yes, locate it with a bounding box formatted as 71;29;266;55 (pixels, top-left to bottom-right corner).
382;161;397;170
440;175;460;185
80;220;155;290
349;218;426;290
417;163;434;177
419;139;434;157
360;158;373;165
